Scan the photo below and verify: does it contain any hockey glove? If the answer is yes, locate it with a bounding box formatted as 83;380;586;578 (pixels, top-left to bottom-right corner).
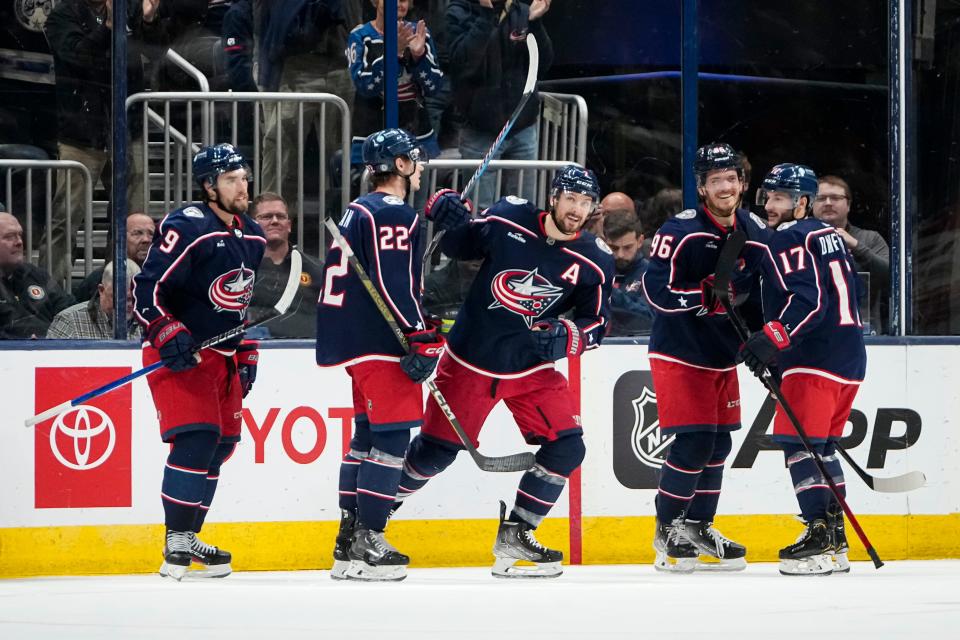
147;315;198;372
698;274;734;317
531;318;587;362
737;321;791;377
236;340;259;398
425;189;473;232
400;328;445;383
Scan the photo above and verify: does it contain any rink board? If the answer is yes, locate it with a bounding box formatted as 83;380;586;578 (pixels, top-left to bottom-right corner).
0;344;957;576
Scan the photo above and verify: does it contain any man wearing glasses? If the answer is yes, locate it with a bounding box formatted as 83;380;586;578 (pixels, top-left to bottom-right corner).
813;175;889;333
247;192;324;338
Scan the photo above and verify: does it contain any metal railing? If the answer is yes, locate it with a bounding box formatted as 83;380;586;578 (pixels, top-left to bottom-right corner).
538;92;588;166
127;91;351;252
1;160;94;291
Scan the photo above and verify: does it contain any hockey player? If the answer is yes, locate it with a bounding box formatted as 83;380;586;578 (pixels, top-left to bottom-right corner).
133;143;266;580
394;166;614;578
739;164;866;576
641;143;772;572
318;128;442;582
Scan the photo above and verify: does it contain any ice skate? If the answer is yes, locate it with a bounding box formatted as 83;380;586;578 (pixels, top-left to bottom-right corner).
159;530;192;581
653;517;697;573
827;504;850;574
187;532;232;578
331;508;357;581
684;520;747;571
779;519;834;576
491;501;563;578
345;528;409;582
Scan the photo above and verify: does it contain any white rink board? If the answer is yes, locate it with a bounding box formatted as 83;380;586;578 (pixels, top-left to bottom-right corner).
0;344;956;529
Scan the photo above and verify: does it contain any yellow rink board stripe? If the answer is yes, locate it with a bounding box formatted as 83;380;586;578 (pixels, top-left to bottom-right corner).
2;514;958;578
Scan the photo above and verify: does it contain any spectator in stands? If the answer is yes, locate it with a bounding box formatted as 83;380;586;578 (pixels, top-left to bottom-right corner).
0;212;74;339
72;212;156;302
639;187;681;257
813;174;890;332
223;0;256;92
247;192;324;338
43;0;164;287
588;190;636;239
255;0;358;217
447;0;553;209
603;210;652;336
47;259;142;339
347;1;443;173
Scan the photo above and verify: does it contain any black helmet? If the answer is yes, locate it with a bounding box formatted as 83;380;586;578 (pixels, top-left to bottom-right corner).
694;143;744;186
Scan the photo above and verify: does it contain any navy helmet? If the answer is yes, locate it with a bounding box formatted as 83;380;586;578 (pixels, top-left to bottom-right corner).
694;142;744;186
362;128;426;174
193;143;249;189
551;165;600;202
756;163;818;212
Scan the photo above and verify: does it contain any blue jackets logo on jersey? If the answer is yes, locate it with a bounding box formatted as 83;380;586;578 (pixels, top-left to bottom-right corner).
488;268;564;327
209;264;255;317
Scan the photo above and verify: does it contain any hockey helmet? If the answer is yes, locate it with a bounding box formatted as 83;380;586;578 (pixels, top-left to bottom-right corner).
694;142;744;186
362;128;426;174
193;143;250;189
551;165;600;202
756;163;818;212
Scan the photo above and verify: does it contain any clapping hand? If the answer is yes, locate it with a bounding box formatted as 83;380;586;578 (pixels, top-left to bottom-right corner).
143;0;160;23
408;20;427;60
530;0;552;20
398;21;415;57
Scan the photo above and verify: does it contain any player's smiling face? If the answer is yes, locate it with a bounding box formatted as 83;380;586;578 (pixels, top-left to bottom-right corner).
699;168;741;216
551;191;595;235
764;190;797;227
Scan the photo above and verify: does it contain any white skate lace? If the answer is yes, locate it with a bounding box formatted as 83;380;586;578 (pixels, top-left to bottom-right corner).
166;531;191;554
522;528;547;552
703;525;734;558
371;532;399;556
667;517;689;546
189;533;217;555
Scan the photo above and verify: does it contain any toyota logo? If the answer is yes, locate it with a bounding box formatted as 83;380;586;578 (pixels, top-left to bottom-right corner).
49;406;116;471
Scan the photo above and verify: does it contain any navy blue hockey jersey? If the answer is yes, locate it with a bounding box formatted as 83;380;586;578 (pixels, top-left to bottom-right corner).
760;218;867;381
133;203;266;349
642;206;773;370
439;197;614;377
316;191;425;366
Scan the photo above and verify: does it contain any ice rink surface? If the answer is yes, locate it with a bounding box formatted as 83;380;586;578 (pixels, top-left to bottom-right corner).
1;561;958;639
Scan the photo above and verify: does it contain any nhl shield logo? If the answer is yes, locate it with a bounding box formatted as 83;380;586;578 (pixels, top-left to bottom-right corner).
630;387;674;470
613;370;669;489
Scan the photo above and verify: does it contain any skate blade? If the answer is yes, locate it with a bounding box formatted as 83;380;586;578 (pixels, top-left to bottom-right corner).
831;553;850;574
653;550;697;574
159;561;189;581
345;560;407;582
330;559;350;581
779;555;834;576
185;562;232;578
491;558;562;579
695;556;747;572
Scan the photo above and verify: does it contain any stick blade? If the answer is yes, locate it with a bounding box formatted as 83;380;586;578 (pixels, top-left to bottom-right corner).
477;451;537;473
870;470;927;493
273;248;302;315
522;33;539;95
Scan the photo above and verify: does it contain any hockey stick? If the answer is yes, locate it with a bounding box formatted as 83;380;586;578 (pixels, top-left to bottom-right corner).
421;33;540;268
324;217;535;473
715;230;883;568
834;445;925;493
26;250;303;428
